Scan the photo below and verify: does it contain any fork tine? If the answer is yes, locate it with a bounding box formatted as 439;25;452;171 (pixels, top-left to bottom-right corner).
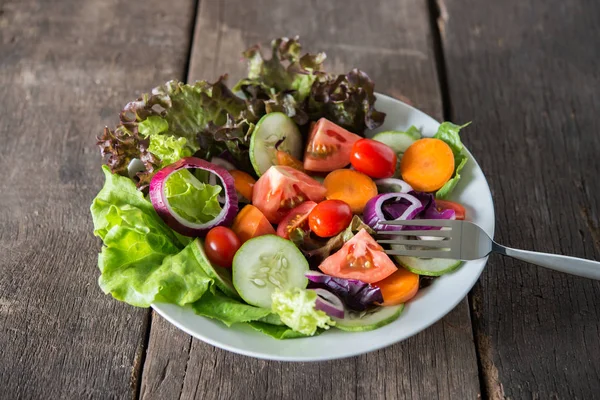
375;229;452;237
380;219;453;227
384;249;454;258
377;239;451;248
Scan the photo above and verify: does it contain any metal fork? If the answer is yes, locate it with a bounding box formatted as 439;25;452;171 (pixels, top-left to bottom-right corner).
377;219;600;280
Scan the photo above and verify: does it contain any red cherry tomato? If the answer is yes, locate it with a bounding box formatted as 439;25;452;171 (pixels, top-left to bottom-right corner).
435;200;466;220
204;227;241;268
350;139;397;178
308;200;353;237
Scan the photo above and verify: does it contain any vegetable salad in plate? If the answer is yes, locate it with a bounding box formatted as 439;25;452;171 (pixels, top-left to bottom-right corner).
91;37;470;338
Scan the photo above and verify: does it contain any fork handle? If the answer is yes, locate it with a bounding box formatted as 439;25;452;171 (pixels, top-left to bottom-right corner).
493;243;600;280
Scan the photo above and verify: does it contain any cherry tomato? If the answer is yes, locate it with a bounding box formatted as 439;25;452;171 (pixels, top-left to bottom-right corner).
308;199;353;237
435;200;466;220
204;226;241;268
350;138;397;178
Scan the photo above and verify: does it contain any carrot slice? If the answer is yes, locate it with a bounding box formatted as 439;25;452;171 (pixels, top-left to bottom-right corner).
231;204;275;243
276;151;305;172
230;170;256;201
373;267;419;306
400;138;455;192
323;169;377;213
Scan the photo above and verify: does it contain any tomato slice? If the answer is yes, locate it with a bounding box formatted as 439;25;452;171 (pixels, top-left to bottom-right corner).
252;166;327;224
434;200;466;220
318;229;398;283
303;118;362;172
231;204;276;243
276;201;317;239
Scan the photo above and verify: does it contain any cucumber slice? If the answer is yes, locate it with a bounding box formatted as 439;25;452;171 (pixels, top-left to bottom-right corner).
333;304;404;332
191;239;240;299
373;128;421;154
395;255;462;276
232;235;309;308
250;112;303;176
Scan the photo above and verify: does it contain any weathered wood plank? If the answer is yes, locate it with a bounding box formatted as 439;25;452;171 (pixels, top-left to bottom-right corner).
440;0;600;398
140;0;481;399
0;0;195;398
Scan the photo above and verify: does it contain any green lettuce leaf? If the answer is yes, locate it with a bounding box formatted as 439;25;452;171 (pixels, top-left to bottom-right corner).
164;169;222;224
138;115;169;138
271;288;335;336
91;166;215;307
246;321;314;339
149;135;193;167
192;289;272;327
434;122;470;155
436;155;468;200
433;122;470;199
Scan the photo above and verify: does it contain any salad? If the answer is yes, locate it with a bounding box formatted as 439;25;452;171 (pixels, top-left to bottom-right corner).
91;37;470;338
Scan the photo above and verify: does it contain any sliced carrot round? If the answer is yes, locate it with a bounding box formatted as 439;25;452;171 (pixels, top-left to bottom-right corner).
373;267;419;306
400;138;455;192
276;150;305;172
229;170;256;201
231;204;275;243
323;169;377;213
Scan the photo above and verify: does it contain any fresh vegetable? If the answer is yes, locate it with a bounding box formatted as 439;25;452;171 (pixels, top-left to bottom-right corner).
400;138;455;192
305;271;383;311
431;121;470;199
190;239;239;298
252;166;326;223
392;241;462;276
302;215;375;261
372;268;420;306
435;200;466;220
318;229;397;283
250;112;303;176
204;227;241;268
323;169;377;213
303;118;362;172
276;201;317;239
231;204;276;243
234;37;385;134
232;235;309;308
363;192;424;231
229;169;256;202
350;138;397;179
436;155;467;199
97;78;256;189
164;170;222;223
375;178;413;194
405;191;456;230
308;200;353;238
332;304;404;332
310;288;345;318
246;321;313;339
149;157;238;236
271;288;335;335
192;289;271;327
372;126;421;154
276;150;305;172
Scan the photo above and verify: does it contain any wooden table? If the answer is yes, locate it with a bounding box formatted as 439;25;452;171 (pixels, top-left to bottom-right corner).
2;0;599;398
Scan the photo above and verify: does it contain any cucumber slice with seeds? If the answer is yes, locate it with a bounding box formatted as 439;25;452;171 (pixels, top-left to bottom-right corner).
250;112;303;176
232;235;309;309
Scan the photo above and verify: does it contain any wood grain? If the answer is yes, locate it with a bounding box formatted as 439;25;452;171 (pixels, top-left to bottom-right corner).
0;0;195;398
140;0;481;399
440;0;600;398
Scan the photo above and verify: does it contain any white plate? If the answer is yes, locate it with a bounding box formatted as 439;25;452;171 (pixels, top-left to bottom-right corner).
152;94;495;361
